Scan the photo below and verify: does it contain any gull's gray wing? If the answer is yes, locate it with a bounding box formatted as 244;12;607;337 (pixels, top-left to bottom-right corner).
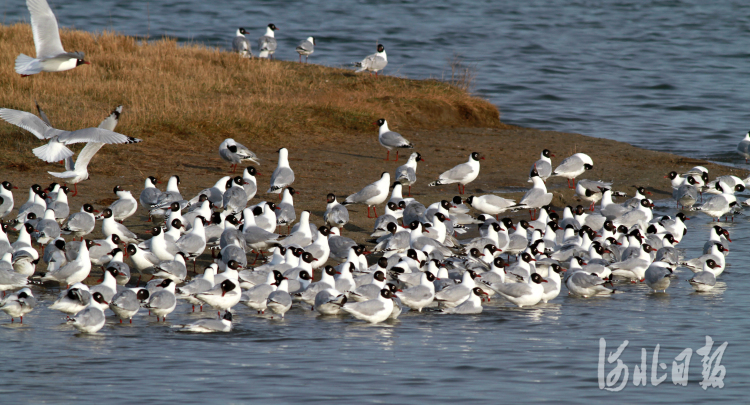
396;166;416;184
398;285;433;302
110;199;137;219
146;290;176;310
531;160;552;179
343;298;387;317
57;128;141;145
233;36;250;53
578;179;611;192
346;183;381;204
0;108;52;139
72;306;105;328
28;0;66;58
111;289;139;311
380;131;412;148
270;167;294;189
482;280;532;299
325;205;349;226
296;40;314;54
519;188;552;207
553;155;584;175
439;162;473;182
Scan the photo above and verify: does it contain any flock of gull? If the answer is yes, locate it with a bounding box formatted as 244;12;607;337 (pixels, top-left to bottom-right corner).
1;0;747;334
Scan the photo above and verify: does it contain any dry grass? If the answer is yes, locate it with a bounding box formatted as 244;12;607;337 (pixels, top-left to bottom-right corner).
0;24;501;167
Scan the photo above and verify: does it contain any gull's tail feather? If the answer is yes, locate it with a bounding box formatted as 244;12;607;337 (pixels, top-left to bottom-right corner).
15;54;42;76
33;142;73;163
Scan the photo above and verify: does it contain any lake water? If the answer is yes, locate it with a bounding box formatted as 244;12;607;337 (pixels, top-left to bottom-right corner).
5;0;750;162
2;0;749;402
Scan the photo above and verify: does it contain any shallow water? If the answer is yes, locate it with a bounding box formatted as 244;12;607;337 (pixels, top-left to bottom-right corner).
0;202;747;403
2;0;750;402
4;0;749;162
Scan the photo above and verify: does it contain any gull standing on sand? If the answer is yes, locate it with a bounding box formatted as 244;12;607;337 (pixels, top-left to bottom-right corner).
275;187;298;231
108;185;138;222
219;138;259;173
343;172;391;218
551;152;593;189
428;152;483;195
139;176;161;208
324;193;349;228
101;208;140;244
0;181;16;218
465;194;515;218
15;0;90;76
41;105;123;196
232;28;252;57
61;203;97;239
395;152;423;196
258;23;278;59
355;44;388;76
296;37;315;63
376;119;413;161
530;149;554;182
511;168;554;220
268;148;295;194
150;175;183;220
0;106;140;164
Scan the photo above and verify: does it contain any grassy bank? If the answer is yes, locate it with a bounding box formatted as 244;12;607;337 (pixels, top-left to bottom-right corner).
0;24;502;166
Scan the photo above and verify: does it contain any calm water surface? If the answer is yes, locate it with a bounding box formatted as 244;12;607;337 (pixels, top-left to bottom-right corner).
2;0;750;403
4;0;750;161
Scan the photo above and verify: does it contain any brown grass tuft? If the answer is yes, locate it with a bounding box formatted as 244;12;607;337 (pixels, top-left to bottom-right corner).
0;24;501;164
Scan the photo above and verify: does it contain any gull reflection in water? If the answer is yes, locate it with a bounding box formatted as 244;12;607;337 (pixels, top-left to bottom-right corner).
344;322;396;349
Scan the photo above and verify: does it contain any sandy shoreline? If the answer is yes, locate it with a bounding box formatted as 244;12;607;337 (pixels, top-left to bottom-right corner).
3;124;747;280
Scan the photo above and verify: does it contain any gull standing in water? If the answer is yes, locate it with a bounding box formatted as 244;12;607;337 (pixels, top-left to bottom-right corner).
173;312;233;333
15;0;91;76
428;152;483;195
219;138;259;173
110;288;150;323
0;288;37;323
376;119;413;161
66;292;108;333
268;148;295;195
296;37;315;63
343;172;391;218
355;44;388;76
258;24;278;59
339;289;395;323
232;28;252;57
